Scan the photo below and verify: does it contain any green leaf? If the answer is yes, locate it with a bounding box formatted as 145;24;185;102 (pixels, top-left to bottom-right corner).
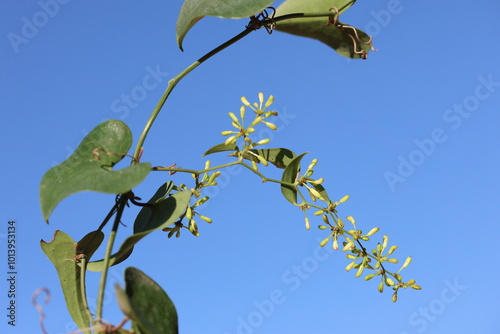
40;230;104;333
247;148;296;169
121;267;178;334
280;152;308;204
311;183;330;203
202;142;239;157
86;190;192;272
176;0;274;50
275;0;373;59
40;120;151;222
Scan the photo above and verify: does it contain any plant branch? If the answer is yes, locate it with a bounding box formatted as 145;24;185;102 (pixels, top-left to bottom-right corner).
95;195;128;324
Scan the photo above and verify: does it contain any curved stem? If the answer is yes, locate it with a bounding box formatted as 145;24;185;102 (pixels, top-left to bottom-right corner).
132;27;255;162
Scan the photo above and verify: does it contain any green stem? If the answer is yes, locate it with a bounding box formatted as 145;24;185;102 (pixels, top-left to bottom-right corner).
79;256;94;332
132;27;255;162
95;195;128;324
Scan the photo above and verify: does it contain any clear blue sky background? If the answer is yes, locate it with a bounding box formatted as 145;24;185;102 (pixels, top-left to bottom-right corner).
2;1;500;333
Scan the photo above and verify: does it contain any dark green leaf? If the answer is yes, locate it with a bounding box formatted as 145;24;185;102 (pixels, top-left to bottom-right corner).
202;142;239;157
123;267;178;334
280;152;308;204
247;148;296;169
176;0;274;50
41;230;103;333
40;120;150;222
86;190;192;272
275;0;373;59
311;183;330;203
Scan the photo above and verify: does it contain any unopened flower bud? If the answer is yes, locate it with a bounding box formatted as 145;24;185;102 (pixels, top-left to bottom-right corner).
388;245;398;255
392;291;398;302
228;112;239;123
241;96;251;107
385;277;395;286
186;207;193;220
378;281;384;293
346;216;356;225
264;95;274;108
400;256;412;271
255;138;270;146
320;236;330;247
263;121;277;130
240;105;246;119
305;217;310;230
307;159;318;171
221;130;233;136
199;215;212;224
355;264;365;278
364;273;377;281
339;195;350;203
366;227;380;236
204;160;211;169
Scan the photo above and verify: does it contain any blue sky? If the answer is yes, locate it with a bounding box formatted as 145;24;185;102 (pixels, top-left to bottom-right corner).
2;0;500;333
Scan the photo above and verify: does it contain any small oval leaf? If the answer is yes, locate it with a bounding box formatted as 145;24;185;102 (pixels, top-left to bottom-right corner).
281;152;308;204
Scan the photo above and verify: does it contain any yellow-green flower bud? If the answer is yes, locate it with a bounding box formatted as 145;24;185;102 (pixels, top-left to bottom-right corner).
339;195;350;203
240;105;246;120
388;245;398;255
392;291;398;302
256;138;270;146
378;281;384;293
204;160;211;170
256;154;269;166
364;273;377;281
199;215;212;224
410;284;421;290
251;161;258;171
186;207;193;220
382;235;389;250
241;96;251;107
355;264;365;278
318;225;329;230
263;121;277;130
333;237;339;250
345;261;356;271
264;95;274;108
309;177;324;185
258;92;264;104
207;171;221;185
225;135;238;146
385;277;395;286
346;254;357;259
366;227;380;236
337;217;344;228
249;116;263;127
246;127;255;133
314;210;324;216
346;216;356;225
406;279;416;285
320;236;330;247
228;112;239;123
307;159;318;171
305;217;310;230
308;187;324;201
387;258;399;264
400;256;412;271
221;130;233;136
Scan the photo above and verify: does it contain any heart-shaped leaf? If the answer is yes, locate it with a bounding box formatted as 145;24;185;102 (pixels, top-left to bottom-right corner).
40;120;150;222
86;189;191;272
41;230;104;333
281;152;308;204
117;267;178;334
275;0;373;58
176;0;274;50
